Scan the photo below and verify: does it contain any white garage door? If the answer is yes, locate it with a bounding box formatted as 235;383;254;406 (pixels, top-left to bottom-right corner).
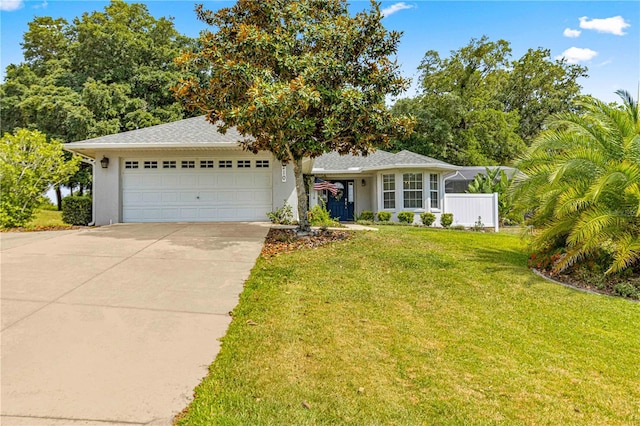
121;157;273;222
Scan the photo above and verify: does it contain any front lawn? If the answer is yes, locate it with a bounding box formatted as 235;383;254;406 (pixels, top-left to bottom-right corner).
177;227;640;425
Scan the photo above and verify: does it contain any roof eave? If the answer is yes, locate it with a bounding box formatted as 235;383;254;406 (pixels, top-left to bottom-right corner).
64;142;243;158
362;164;460;172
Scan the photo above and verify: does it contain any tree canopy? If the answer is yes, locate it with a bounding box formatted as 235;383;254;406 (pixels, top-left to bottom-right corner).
0;0;200;203
0;129;79;227
173;0;414;231
392;37;587;166
1;1;198;140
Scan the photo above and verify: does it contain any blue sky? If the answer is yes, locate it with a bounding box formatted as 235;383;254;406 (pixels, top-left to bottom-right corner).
0;0;638;103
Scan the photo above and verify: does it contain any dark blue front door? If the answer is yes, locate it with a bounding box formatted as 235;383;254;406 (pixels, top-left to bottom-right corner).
326;180;355;221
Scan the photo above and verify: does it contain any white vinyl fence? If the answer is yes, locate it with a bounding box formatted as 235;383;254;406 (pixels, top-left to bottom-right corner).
443;193;499;231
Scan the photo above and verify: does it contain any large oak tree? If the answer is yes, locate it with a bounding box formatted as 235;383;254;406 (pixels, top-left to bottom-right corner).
392;37;587;165
173;0;414;231
0;1;200;206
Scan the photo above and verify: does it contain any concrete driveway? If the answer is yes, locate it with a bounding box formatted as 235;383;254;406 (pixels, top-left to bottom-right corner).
1;223;270;425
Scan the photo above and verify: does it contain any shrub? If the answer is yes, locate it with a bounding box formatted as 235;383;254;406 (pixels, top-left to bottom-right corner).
613;282;639;299
397;211;414;224
420;212;436;226
358;210;374;221
376;211;392;222
62;196;92;225
440;213;453;228
308;203;340;227
266;201;294;224
451;225;466;231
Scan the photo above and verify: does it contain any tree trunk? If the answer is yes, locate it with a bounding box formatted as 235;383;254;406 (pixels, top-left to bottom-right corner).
55;185;62;211
292;158;311;233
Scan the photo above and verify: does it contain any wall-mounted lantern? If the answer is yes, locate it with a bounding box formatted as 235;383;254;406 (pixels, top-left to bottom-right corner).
100;156;110;169
361;179;366;187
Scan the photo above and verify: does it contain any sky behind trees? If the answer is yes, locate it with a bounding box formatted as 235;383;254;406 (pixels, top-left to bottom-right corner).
1;0;638;103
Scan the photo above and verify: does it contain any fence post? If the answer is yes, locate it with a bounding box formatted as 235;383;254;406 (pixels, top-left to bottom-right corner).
493;192;499;232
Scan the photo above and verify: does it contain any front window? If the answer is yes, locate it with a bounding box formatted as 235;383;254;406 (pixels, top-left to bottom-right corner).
382;174;395;209
430;173;439;209
403;173;423;209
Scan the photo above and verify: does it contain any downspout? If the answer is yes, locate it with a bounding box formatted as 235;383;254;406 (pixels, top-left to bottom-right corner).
73;152;96;226
441;170;462;214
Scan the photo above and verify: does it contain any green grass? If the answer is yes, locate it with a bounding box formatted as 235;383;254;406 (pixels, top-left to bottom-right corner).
177;227;640;425
7;209;73;230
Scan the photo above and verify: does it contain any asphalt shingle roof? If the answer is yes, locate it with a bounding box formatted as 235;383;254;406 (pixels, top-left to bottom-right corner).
66;116;247;147
313;149;458;172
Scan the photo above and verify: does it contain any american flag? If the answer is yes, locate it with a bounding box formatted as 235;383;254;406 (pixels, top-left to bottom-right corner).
313;178;338;195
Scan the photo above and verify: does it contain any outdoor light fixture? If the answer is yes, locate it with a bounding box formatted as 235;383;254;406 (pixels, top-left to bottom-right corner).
100;156;110;169
361;179;366;187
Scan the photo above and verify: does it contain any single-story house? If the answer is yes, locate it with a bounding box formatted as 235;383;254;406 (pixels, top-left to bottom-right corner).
65;116;499;229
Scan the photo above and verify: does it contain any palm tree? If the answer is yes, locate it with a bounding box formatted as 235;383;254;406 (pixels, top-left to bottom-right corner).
511;90;640;274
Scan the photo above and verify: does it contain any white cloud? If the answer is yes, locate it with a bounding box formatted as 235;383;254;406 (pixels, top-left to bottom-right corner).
556;47;598;64
563;28;581;38
579;16;630;36
0;0;24;11
381;2;414;17
32;0;48;9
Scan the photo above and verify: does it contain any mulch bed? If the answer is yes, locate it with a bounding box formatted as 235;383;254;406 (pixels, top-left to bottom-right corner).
261;228;353;258
534;268;640;302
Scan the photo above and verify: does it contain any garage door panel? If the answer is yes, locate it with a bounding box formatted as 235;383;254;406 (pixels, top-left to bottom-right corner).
198;191;217;202
197;175;217;187
161;208;180;219
123;192;143;204
217;175;234;187
161;192;179;202
180;192;198;202
236;174;254;186
180;175;197;187
122;158;273;222
161;175;180;187
141;176;163;187
217;192;235;202
141;192;161;203
122;174;143;188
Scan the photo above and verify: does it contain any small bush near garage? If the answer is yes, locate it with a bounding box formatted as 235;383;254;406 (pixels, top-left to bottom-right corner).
376;211;391;222
266;201;294;224
440;213;454;228
62;196;92;225
397;211;414;224
420;212;436;226
358;210;374;221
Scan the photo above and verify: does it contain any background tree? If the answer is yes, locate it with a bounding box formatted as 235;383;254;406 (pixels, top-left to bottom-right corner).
511;90;640;274
0;0;200;207
174;0;414;231
0;129;80;227
392;37;586;165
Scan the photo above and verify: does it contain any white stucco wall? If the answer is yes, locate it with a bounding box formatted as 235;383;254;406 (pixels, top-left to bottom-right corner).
271;161;298;220
94;151;122;226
